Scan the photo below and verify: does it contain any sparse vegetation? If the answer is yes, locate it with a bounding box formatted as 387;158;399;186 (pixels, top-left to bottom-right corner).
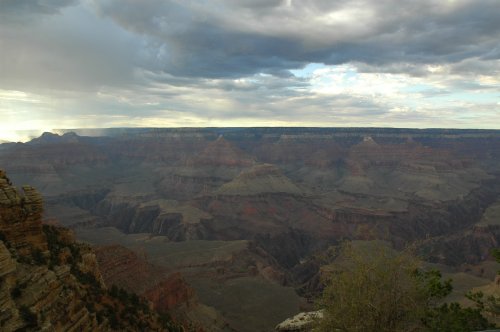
465;248;500;322
11;280;27;299
71;265;100;287
159;312;185;332
423;302;490;332
19;305;37;327
318;243;425;331
318;242;494;332
0;231;7;244
11;284;22;298
105;283;181;330
42;224;172;330
32;248;46;265
0;172;191;331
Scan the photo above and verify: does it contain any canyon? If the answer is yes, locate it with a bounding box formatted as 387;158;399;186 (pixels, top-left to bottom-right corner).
1;127;500;331
0;170;184;331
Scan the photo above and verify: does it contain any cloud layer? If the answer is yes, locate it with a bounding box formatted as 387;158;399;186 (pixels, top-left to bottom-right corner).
1;0;499;140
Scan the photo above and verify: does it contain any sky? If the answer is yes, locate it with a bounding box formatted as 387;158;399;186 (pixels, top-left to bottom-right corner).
1;0;500;141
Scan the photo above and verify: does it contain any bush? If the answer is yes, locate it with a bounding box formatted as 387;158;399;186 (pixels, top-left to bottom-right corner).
423;302;491;332
43;225;61;251
319;242;425;331
318;242;493;332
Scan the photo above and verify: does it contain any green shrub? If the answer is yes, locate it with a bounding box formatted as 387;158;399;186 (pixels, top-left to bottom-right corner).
318;242;493;332
423;302;492;332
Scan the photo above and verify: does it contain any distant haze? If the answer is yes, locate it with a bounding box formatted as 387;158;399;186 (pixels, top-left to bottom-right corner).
1;0;499;140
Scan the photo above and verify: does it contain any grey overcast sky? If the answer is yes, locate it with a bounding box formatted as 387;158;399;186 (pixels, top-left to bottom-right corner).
1;0;499;141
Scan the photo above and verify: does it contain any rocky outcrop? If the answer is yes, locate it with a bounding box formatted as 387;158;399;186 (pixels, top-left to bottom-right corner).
0;241;22;331
253;229;312;269
94;244;228;331
94;245;165;294
143;273;196;312
1;135;108;170
93;195;213;240
0;171;47;256
95;244;198;313
0;173;108;330
0;170;183;331
275;310;323;332
188;135;254;168
216;164;303;196
153;136;254;199
418;225;500;265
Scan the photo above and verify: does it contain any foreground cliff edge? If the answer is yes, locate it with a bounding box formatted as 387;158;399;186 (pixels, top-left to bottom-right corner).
0;169;184;331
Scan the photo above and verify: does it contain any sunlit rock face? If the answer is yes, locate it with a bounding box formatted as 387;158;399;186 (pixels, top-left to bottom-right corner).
275;310;323;332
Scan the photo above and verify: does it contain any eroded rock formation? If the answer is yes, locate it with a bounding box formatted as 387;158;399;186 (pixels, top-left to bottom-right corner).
2;128;500;332
0;170;182;331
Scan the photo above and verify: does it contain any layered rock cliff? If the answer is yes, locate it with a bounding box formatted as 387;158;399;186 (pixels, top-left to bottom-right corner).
0;170;182;331
0;171;47;257
2;128;500;332
94;244;229;331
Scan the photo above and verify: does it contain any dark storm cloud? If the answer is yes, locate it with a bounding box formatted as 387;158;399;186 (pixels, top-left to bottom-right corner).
2;0;499;89
90;0;500;78
1;0;499;136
